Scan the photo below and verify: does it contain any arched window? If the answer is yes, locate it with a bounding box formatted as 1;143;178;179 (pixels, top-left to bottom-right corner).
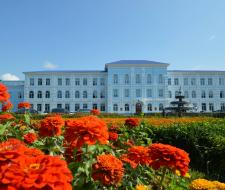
45;91;50;98
125;104;129;111
209;91;213;98
147;103;152;111
113;104;118;111
201;91;206;98
65;91;70;98
192;91;196;98
29;91;34;98
37;91;42;98
83;91;88;98
168;91;172;98
75;91;80;98
93;90;97;98
159;103;164;111
220;91;225;98
57;91;62;98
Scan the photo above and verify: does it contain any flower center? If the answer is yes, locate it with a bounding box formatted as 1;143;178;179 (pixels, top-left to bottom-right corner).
29;163;40;170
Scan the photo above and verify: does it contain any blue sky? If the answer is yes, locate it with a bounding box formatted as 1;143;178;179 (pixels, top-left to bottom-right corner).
0;0;225;80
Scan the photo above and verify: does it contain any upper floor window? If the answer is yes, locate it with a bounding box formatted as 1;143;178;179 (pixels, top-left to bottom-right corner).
75;91;80;98
175;91;179;97
66;78;70;86
125;104;129;111
113;89;118;98
57;90;62;98
136;89;141;98
93;78;97;86
147;89;152;98
168;91;172;98
46;78;50;86
124;74;130;84
208;78;213;85
209;91;213;98
159;74;163;84
37;91;42;98
136;74;141;84
75;78;80;86
29;91;34;98
201;90;206;98
200;78;205;86
100;91;105;98
83;91;88;98
38;78;42;86
219;78;224;85
220;91;225;98
184;91;189;98
93;90;97;98
174;78;179;85
83;78;87;86
184;78;188;86
58;78;62;86
45;91;50;98
100;78;105;86
65;91;70;98
168;78;171;85
30;78;34;86
158;89;164;97
113;74;118;84
191;78;196;86
192;91;196;98
124;89;129;97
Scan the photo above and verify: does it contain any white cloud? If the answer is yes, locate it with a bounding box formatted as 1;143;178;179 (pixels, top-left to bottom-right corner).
1;73;20;81
209;35;216;41
43;61;58;69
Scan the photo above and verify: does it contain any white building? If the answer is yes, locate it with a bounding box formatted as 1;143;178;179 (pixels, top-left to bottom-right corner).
1;60;225;113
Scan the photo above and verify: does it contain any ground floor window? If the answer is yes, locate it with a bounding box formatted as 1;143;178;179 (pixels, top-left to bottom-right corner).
57;104;62;109
83;104;88;109
147;103;152;111
159;103;164;111
75;104;80;111
113;104;118;111
45;104;50;113
100;104;105;111
125;104;129;111
221;103;225;111
37;104;42;112
65;104;70;111
93;104;98;109
202;103;207;111
209;103;214;112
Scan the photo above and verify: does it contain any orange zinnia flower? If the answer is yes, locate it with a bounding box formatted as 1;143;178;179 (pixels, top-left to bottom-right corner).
17;102;31;109
65;116;109;148
92;154;124;186
121;146;151;168
39;115;64;137
0;83;10;103
108;132;118;141
125;118;140;127
90;109;101;115
0;113;15;123
148;143;190;176
1;101;13;112
0;155;73;190
23;132;38;144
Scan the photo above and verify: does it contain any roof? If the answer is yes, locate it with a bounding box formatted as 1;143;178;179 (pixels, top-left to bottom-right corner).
105;60;169;66
168;70;225;73
23;70;106;74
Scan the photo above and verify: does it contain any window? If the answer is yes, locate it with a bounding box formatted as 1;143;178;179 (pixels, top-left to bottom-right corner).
57;91;62;98
100;104;105;111
209;91;213;98
46;78;50;86
113;89;118;98
57;104;62;109
208;78;213;85
66;78;70;86
191;78;196;86
209;103;214;112
158;89;164;97
83;78;87;86
159;103;164;111
124;89;129;98
148;103;152;111
219;78;224;85
113;74;118;84
100;78;105;86
45;104;50;113
58;78;62;86
37;91;42;98
159;74;163;84
175;91;179;97
38;78;42;86
83;104;88;109
75;104;80;111
18;92;23;99
93;78;97;86
30;104;34;109
221;103;225;111
202;103;206;111
220;91;225;98
45;91;50;98
147;89;152;98
184;91;189;98
93;90;97;98
201;91;206;98
168;78;171;85
124;74;129;84
113;104;118;111
37;104;42;112
100;91;105;98
136;74;141;84
147;74;152;84
168;91;172;98
92;104;97;109
200;78;205;86
30;78;34;86
125;104;129;111
29;91;34;98
83;91;88;98
192;91;196;98
65;91;70;98
65;104;70;111
184;78;188;86
75;78;80;86
136;89;141;98
174;78;179;85
75;91;80;98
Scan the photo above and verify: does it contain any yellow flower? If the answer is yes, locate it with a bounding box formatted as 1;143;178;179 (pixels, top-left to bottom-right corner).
20;125;26;130
184;172;191;178
189;179;216;190
135;184;149;190
213;181;225;190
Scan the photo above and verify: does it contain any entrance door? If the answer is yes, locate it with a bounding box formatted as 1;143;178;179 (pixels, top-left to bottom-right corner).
136;103;142;114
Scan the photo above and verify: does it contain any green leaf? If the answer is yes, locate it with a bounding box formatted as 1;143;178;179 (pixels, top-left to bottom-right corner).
0;122;11;135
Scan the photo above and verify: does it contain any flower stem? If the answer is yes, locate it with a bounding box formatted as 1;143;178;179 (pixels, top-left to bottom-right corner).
158;168;167;190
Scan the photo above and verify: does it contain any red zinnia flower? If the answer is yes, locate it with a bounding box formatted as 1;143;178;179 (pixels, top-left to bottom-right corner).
23;132;38;144
2;101;13;112
17;102;31;109
90;109;101;115
0;113;15;123
148;143;190;176
109;132;118;141
125;118;140;127
121;146;151;168
0;155;73;190
92;154;124;186
39;115;64;137
65;116;109;148
0;83;10;103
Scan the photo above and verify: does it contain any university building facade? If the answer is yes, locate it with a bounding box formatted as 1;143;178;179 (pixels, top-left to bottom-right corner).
1;60;225;113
